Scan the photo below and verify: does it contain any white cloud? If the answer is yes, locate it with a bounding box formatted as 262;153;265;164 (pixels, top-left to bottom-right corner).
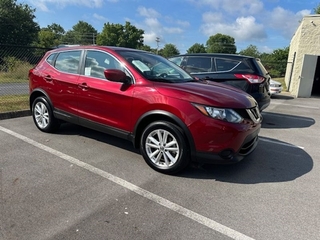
144;18;162;29
143;32;158;45
137;6;161;18
189;0;264;14
93;13;107;21
137;7;189;48
267;7;311;38
201;13;267;42
176;20;190;28
163;27;184;34
30;0;104;11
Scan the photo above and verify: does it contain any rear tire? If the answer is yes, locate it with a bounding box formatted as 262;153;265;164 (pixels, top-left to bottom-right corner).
32;96;60;133
140;121;190;174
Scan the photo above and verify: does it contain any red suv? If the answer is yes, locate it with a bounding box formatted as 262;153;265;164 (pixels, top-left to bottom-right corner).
29;46;261;174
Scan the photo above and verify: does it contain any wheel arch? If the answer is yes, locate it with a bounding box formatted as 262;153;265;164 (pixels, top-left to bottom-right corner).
132;110;196;154
29;89;52;111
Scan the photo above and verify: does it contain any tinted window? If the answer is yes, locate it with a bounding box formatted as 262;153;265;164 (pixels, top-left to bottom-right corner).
215;58;240;72
169;56;183;66
185;57;212;73
84;50;124;79
46;53;56;66
55;51;81;74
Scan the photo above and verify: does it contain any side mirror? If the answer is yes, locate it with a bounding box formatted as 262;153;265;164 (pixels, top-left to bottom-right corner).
104;69;130;83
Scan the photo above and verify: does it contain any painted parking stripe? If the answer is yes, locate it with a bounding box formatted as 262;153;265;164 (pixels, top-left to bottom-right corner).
260;137;304;149
0;125;255;240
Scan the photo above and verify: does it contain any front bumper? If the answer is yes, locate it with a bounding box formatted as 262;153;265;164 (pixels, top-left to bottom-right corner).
192;127;260;164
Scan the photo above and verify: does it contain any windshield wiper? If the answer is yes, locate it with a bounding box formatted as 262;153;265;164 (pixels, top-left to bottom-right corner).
147;77;177;83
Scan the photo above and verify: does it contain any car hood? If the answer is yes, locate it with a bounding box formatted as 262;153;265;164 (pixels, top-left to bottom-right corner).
154;81;257;109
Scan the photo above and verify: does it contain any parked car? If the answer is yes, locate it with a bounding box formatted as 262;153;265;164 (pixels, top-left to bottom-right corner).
269;79;283;96
169;53;271;111
29;46;261;174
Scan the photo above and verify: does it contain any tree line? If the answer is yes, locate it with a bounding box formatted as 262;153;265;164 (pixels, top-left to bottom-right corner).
3;0;319;77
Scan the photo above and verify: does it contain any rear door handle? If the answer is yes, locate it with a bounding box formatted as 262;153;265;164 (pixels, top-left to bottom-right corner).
44;75;52;81
78;83;89;90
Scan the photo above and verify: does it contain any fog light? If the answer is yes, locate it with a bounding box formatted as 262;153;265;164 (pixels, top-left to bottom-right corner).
219;149;234;159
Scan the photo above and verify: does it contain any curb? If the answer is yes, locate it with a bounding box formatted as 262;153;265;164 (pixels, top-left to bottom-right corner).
0;110;31;120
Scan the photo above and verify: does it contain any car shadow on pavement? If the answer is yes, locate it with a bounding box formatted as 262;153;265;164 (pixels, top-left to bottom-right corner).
270;94;295;100
178;137;313;183
261;112;315;129
56;123;140;154
55;123;313;184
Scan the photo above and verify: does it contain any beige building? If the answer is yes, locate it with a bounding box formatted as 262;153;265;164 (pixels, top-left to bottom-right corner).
285;15;320;97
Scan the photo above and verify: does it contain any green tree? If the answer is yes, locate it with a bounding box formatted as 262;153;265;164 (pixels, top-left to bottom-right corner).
138;45;157;53
46;23;65;40
0;0;39;45
62;21;97;45
159;44;180;58
206;33;236;54
187;43;206;53
97;21;144;49
37;30;56;48
260;47;289;77
238;44;260;58
37;24;65;48
314;3;320;14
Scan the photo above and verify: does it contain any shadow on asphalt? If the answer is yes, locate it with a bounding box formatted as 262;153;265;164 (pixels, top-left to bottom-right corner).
57;123;140;154
55;123;312;184
270;94;295;100
261;112;315;129
178;136;313;183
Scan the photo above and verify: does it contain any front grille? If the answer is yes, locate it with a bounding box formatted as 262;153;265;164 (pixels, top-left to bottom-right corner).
239;136;258;155
246;106;261;123
234;106;261;123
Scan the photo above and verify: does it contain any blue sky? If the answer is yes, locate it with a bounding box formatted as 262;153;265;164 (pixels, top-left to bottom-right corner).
20;0;317;53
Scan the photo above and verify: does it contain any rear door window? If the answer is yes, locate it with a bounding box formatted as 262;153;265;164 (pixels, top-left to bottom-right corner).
185;56;212;73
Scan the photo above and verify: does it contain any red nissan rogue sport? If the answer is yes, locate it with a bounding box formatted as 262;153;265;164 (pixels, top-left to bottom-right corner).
29;46;261;174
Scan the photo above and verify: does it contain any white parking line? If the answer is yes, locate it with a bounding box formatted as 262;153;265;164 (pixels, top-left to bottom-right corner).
0;125;255;240
260;138;304;149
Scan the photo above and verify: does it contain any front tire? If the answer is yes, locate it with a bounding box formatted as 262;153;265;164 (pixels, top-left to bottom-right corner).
32;96;60;133
140;121;190;174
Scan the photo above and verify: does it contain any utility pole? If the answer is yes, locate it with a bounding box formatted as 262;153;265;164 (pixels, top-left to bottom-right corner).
156;37;160;54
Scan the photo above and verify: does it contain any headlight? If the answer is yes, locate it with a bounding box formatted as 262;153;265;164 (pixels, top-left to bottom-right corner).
193;104;243;123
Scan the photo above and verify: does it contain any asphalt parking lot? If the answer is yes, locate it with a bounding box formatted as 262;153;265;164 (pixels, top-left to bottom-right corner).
1;93;319;240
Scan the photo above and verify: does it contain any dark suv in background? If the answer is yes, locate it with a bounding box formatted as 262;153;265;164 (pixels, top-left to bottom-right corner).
169;54;271;111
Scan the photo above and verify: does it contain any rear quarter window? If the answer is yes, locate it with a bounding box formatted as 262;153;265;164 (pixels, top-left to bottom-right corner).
46;53;56;66
55;51;81;74
215;58;255;73
215;58;240;72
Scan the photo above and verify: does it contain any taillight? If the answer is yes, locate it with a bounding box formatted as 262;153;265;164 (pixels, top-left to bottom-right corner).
234;74;265;84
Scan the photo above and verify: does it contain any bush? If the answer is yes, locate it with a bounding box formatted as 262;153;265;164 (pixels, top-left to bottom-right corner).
0;57;33;82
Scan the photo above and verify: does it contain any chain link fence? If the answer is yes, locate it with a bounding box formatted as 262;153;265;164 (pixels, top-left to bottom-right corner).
0;45;288;116
0;45;51;114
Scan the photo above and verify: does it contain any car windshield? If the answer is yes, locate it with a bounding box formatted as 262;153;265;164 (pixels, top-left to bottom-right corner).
116;50;194;83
